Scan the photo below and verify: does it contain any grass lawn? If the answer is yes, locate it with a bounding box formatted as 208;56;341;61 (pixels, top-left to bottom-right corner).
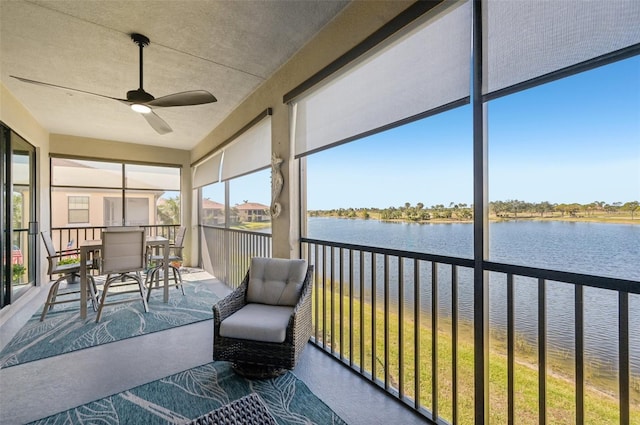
312;284;640;424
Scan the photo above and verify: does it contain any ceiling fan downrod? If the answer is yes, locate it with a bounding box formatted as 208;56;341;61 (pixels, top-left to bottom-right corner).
131;33;149;91
128;33;153;107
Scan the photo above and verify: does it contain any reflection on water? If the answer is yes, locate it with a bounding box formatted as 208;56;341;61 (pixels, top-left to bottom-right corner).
307;217;640;374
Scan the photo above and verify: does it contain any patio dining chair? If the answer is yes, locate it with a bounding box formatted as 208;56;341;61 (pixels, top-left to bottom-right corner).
145;226;186;301
40;231;99;321
95;228;149;322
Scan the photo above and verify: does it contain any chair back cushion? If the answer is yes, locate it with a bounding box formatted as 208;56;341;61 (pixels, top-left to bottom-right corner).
101;229;146;274
246;257;307;306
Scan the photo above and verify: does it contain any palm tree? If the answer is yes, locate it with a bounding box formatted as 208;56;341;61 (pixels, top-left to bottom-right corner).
621;201;640;219
158;196;180;225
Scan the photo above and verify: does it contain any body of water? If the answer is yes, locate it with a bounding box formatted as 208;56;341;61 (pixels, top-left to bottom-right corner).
307;217;640;374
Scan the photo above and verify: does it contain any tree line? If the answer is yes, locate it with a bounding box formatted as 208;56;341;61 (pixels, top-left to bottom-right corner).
308;200;640;221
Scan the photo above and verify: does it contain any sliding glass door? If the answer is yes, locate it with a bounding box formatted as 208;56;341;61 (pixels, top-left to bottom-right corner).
1;124;37;308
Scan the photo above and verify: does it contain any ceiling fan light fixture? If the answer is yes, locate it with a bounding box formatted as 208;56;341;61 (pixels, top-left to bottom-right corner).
131;103;151;114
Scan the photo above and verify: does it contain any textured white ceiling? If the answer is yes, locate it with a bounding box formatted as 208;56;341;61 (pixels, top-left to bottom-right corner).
0;0;349;150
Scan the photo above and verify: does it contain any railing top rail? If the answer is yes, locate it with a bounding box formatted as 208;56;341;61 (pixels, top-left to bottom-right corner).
301;237;639;294
200;224;272;238
484;260;640;294
51;224;181;242
52;224;179;230
301;237;475;268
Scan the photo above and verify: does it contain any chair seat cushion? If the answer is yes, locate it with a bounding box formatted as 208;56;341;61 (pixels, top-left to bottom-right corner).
219;303;294;343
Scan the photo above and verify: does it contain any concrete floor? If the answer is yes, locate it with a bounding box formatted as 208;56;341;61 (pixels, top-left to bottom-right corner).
0;273;426;425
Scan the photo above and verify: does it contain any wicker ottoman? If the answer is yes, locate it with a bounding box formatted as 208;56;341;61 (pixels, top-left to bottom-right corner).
187;393;277;425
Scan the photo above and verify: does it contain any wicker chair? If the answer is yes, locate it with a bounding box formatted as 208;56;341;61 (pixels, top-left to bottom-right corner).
213;258;313;378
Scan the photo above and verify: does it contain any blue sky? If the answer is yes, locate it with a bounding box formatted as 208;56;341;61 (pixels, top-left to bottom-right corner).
206;55;639;210
306;55;639;210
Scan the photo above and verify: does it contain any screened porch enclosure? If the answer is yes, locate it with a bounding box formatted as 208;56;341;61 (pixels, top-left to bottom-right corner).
196;1;640;424
0;0;638;424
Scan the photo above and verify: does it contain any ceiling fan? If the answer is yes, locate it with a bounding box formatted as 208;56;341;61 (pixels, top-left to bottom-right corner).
11;33;217;135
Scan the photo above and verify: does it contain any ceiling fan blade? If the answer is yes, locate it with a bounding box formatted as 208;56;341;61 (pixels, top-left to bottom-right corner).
10;75;127;102
141;111;173;135
146;90;217;107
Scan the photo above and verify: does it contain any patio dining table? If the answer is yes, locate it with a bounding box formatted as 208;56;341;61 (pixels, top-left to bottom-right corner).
79;236;170;319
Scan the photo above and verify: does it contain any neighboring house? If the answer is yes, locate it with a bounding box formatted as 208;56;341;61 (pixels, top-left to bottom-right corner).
51;188;163;228
202;199;225;226
50;158;170;229
233;202;270;223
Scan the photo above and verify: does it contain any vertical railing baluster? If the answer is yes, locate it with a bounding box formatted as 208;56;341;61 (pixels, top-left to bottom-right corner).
231;232;236;285
236;231;240;282
372;253;377;381
241;232;244;280
314;243;320;342
507;273;514;425
360;250;365;373
384;254;390;390
538;278;547;425
240;231;244;282
349;249;354;368
399;256;404;399
432;261;438;419
619;291;629;425
452;265;459;425
254;233;258;259
256;234;260;258
330;246;335;354
322;244;327;349
575;284;584;424
414;259;421;411
234;230;239;283
339;247;344;360
233;231;238;284
228;231;233;285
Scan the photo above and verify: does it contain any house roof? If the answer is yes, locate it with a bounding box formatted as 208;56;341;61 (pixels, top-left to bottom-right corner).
234;202;269;210
202;199;224;210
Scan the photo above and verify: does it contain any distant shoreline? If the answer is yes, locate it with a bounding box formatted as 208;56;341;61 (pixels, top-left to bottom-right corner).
307;213;639;225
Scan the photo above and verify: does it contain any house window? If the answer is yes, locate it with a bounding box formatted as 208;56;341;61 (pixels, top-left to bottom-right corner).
68;196;89;223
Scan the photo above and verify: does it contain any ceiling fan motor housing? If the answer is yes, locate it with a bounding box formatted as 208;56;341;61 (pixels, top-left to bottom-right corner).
127;88;154;103
131;33;150;47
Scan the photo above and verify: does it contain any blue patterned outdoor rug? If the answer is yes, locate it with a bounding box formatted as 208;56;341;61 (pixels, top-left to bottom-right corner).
27;361;347;425
0;277;220;369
